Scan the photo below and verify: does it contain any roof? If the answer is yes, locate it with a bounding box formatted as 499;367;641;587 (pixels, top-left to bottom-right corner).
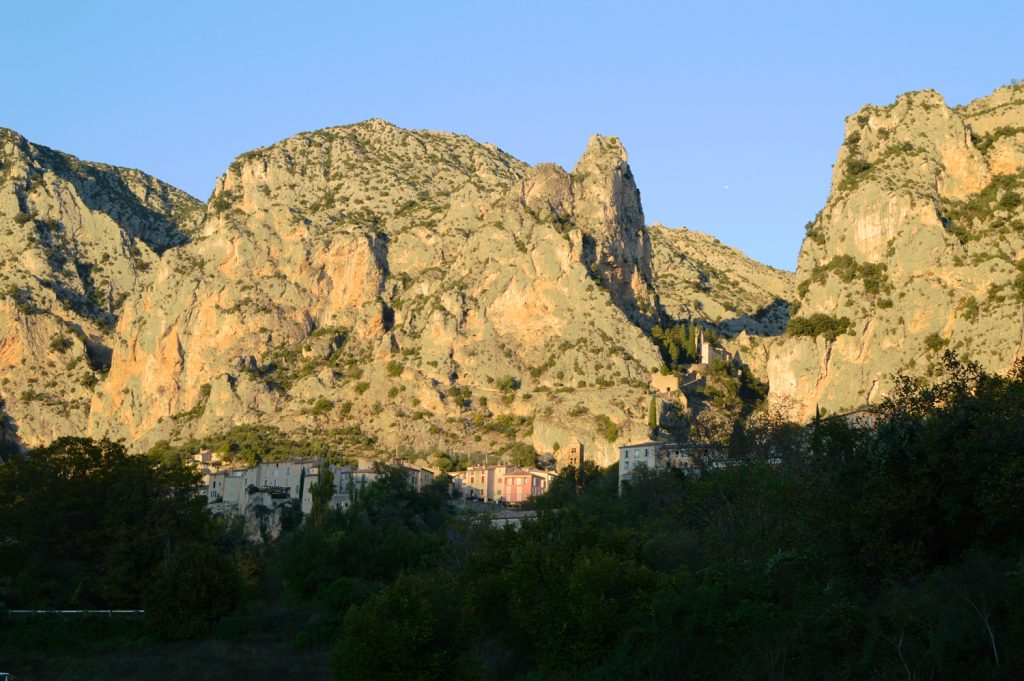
491;510;537;520
619;441;674;450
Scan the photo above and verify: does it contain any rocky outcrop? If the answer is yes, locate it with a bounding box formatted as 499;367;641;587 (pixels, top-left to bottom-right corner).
768;85;1024;418
571;135;659;328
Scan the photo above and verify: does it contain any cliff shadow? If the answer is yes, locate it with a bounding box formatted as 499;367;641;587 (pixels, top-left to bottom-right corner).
0;397;25;461
31;144;194;254
718;298;792;338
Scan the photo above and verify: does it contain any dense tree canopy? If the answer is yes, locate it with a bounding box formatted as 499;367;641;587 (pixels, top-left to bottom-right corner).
4;354;1024;679
0;437;216;609
300;354;1024;679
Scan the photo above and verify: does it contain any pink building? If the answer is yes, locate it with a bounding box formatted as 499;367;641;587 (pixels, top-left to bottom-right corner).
456;465;553;503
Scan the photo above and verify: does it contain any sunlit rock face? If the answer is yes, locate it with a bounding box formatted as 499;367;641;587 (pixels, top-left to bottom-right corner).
768;86;1024;419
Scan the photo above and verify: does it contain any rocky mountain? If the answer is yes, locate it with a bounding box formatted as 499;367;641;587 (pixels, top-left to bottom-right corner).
76;121;687;465
764;84;1024;418
6;120;763;465
0;129;202;446
6;83;1018;462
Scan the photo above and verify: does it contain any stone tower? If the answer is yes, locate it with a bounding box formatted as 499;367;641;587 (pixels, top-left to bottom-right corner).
565;437;584;469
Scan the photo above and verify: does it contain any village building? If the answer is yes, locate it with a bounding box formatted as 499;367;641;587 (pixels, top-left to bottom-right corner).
200;453;452;538
502;468;554;504
403;464;437;493
695;328;730;366
190;448;226;487
649;371;681;395
453;465;554;504
191;448;224;469
487;509;538;530
617;440;727;493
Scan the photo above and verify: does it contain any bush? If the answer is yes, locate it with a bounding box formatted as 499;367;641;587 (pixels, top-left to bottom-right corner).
48;334;73;354
786;313;853;341
386;360;403;377
803;255;891;298
595;414;619;442
507;441;539;467
839;156;872;191
311;398;334;415
924;332;948;352
495;375;520;392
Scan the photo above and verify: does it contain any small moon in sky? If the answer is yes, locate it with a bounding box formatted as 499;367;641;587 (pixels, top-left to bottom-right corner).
724;185;729;190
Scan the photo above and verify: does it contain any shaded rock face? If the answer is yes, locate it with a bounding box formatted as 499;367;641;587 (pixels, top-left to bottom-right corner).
768;86;1024;418
648;223;795;335
0;128;201;446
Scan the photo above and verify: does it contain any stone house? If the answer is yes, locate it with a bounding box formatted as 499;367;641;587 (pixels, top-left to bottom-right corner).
649;372;681;394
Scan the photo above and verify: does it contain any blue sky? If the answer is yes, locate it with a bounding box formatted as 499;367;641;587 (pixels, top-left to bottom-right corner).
3;1;1022;270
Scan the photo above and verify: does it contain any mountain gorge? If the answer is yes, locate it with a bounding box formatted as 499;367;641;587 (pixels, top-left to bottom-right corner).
2;83;1023;460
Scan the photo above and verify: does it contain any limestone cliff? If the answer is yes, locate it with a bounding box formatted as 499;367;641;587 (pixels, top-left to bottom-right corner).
571;136;660;328
85;121;669;464
767;85;1024;418
0;128;201;446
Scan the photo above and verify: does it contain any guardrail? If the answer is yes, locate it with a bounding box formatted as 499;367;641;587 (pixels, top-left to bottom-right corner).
7;609;144;616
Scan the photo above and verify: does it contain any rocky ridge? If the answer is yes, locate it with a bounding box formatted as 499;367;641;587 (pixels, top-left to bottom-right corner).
649;223;794;336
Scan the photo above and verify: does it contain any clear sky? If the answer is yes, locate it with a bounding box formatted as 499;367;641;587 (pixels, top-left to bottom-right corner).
3;0;1022;270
